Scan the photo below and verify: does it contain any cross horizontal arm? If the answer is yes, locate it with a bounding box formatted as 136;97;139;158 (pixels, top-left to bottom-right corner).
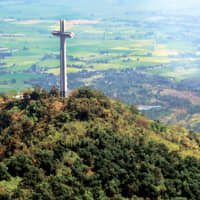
52;31;74;38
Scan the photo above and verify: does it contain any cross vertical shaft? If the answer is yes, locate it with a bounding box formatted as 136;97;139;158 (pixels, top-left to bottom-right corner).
60;19;67;97
52;19;74;97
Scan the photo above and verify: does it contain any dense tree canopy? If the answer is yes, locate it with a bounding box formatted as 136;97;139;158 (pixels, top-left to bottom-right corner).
0;88;200;199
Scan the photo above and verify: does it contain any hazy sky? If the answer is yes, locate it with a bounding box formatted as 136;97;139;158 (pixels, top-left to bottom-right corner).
4;0;200;11
107;0;200;11
148;0;200;10
2;0;200;19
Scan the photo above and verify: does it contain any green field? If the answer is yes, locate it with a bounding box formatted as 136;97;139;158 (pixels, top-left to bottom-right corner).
1;13;200;92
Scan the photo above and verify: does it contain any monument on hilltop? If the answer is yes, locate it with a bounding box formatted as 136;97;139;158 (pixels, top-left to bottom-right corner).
52;19;74;97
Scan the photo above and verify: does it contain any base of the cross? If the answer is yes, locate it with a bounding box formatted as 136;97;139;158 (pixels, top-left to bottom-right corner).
60;91;68;98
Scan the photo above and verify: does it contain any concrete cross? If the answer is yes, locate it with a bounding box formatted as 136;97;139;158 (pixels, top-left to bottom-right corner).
52;19;74;97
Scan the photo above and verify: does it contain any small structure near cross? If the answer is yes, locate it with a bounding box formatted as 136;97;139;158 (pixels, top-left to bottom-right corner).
52;19;74;97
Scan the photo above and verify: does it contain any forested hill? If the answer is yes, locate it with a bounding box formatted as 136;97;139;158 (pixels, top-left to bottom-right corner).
0;88;200;199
